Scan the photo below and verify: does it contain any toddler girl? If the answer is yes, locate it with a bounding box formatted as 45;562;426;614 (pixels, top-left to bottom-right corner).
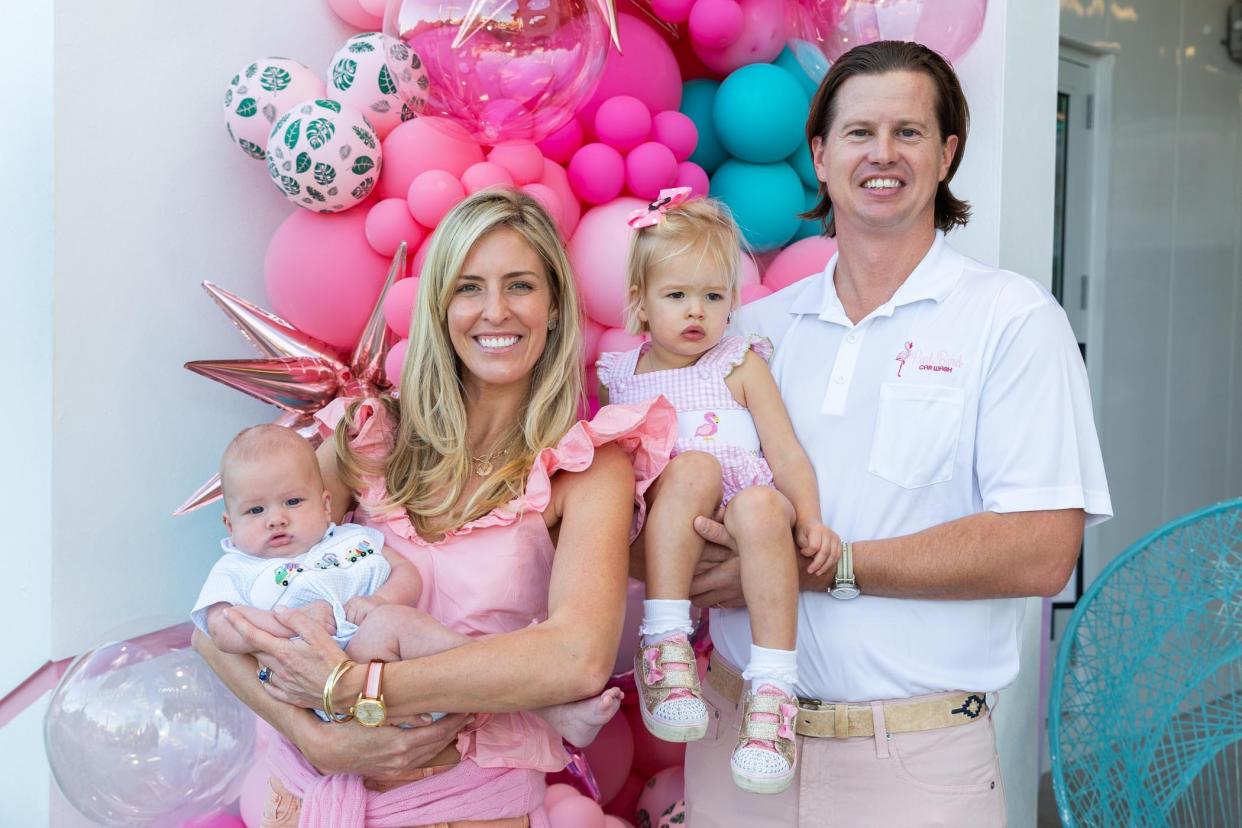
596;188;840;794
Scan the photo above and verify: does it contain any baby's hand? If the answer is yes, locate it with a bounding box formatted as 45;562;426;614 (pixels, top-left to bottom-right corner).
301;600;338;637
345;595;385;626
796;522;842;578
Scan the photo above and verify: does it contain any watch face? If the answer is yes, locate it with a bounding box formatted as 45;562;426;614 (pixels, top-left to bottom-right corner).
354;699;386;727
831;584;861;600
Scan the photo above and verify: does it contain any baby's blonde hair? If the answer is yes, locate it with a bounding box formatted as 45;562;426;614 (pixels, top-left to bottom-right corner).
623;197;744;335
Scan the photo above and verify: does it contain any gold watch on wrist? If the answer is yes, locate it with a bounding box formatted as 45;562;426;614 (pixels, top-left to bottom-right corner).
830;540;860;600
353;660;388;727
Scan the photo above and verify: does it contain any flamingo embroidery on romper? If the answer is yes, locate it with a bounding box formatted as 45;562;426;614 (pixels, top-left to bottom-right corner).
694;412;720;440
896;341;914;378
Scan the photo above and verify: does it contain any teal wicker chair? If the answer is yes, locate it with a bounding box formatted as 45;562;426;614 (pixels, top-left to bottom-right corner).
1049;498;1242;827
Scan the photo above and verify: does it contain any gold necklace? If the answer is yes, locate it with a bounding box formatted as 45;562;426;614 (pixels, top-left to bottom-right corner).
470;446;504;477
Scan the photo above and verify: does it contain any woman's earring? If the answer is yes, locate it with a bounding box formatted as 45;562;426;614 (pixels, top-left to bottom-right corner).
547;319;557;331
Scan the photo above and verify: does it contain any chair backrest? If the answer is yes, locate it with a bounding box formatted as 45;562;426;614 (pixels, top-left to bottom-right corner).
1049;498;1242;827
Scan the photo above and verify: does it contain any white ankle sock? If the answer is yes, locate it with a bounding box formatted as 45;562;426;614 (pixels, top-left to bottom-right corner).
639;599;693;642
743;644;798;697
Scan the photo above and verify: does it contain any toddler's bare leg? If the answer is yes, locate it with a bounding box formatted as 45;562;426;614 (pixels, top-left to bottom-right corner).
643;451;723;599
722;486;798;651
345;604;469;663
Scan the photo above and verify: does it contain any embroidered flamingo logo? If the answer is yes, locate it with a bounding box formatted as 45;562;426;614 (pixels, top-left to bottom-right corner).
896;341;914;378
694;412;720;440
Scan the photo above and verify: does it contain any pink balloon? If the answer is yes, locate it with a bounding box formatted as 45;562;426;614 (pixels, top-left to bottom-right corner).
365;198;426;258
692;0;788;74
407;169;466;228
544;782;582;811
549;795;607;828
382;276;420;337
411;233;436;280
582;711;634;804
673;161;709;197
357;0;385;15
741;283;773;304
521;182;564;231
651;0;695;23
237;760;269;828
603;771;647;821
569;198;646;327
689;0;745;48
539;159;581;237
650;111;698;163
581;315;605;368
264;208;392;349
578;14;682;131
183;810;247;828
634;767;685;828
379;117;484;201
603;818;635;828
488;141;545;185
739;252;760;289
625;142;678;200
384;338;409;388
801;0;988;63
568;143;626;205
537;117;586;165
595;96;652;153
762;234;838;292
610;576;645;675
598;327;647;355
326;0;381;29
461;161;515;195
623;702;687;778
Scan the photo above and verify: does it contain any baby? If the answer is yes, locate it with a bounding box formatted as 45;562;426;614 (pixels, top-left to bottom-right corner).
191;424;619;745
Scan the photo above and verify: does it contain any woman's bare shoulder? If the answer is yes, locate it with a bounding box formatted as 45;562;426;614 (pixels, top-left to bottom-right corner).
544;442;634;527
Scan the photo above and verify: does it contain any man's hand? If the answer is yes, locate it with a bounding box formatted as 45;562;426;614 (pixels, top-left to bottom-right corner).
689;513;746;608
344;595;385;627
796;521;841;577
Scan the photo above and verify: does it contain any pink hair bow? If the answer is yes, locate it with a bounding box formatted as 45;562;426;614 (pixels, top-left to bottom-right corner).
627;186;694;229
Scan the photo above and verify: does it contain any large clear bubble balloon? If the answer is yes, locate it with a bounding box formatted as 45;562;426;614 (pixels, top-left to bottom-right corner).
44;622;255;827
384;0;610;144
791;0;987;66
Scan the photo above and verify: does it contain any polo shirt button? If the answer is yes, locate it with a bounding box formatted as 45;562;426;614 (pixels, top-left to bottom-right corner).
846;334;857;343
834;376;846;384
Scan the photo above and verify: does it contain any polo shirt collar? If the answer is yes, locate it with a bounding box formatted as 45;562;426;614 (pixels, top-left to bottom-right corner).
788;230;963;325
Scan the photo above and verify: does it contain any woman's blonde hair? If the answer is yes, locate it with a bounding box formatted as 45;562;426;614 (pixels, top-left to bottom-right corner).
336;189;584;537
623;197;743;335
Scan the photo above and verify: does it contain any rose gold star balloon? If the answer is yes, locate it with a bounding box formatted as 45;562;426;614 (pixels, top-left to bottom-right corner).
174;243;406;516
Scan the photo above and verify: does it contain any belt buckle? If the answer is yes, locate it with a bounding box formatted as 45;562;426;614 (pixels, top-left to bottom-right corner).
797;696;822;710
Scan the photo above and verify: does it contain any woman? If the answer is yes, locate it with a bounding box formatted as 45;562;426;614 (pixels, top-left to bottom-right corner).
194;190;676;827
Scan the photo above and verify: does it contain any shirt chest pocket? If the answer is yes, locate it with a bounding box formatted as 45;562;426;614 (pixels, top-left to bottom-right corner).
868;383;965;489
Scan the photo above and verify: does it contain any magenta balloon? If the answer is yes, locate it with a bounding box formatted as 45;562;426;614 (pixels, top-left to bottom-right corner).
382;276;420;337
595;96;653;153
673;161;710;196
265;208;392;349
365;198;425;258
379;117;483;200
539;159;581;236
578;14;682;132
537;117;586;165
650;111;698;163
582;713;634;804
487;141;545;185
569;197;646;327
388;0;609;143
689;0;745;49
384;338;409;389
568;143;626;205
651;0;695;23
406;169;466;227
762;234;838;291
625;142;678;200
460;161;515;195
691;0;788;74
800;0;987;63
549;796;607;828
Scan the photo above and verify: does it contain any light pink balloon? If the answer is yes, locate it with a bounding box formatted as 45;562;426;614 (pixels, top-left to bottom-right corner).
384;338;409;388
582;712;634;804
539;159;581;237
739;253;760;289
549;795;607;828
544;782;582;811
598;327;647;355
569;198;646;327
623;702;687;778
762;234;838;292
651;0;695;23
689;0;745;48
581;315;605;368
537;117;586;165
358;0;386;14
578;14;683;131
741;283;773;304
521;182;564;231
265;208;392;349
407;170;466;228
326;0;381;29
183;810;247;828
801;0;988;63
634;767;685;828
650;111;698;163
365;198;426;258
568;143;626;205
460;161;515;195
488;141;545;185
673;161;709;197
603;817;635;828
379;117;484;201
691;0;788;74
383;276;420;337
595;96;652;153
625;142;679;200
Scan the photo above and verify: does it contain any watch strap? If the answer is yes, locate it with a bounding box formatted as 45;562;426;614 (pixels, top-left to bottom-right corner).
363;660;385;700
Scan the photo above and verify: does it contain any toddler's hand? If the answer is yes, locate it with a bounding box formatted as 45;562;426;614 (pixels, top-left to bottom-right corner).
796;522;841;578
345;595;384;626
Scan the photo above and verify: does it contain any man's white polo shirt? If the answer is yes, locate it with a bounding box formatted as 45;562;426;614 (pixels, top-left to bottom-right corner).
715;231;1112;702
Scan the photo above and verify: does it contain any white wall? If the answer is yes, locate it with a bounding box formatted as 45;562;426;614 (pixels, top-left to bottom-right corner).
1061;0;1242;583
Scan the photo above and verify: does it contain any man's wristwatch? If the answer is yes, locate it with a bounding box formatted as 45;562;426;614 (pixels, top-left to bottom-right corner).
830;541;860;600
353;660;388;727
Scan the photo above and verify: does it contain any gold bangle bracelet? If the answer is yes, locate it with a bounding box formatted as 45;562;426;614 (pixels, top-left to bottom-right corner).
323;659;357;723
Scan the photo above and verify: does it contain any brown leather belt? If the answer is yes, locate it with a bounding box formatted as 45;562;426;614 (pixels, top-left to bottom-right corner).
706;651;989;739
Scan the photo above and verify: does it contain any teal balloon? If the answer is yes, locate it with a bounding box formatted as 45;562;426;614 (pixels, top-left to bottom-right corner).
774;46;821;97
710;160;803;251
793;187;822;241
680;79;729;174
787;143;818;190
713;64;809;164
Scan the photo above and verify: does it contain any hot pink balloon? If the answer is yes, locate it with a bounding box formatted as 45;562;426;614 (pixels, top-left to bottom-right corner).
383;276;420;337
384;338;410;388
609;576;645;675
365;198;426;258
762;234;838;292
411;232;436;279
689;0;745;48
650;111;698;163
581;315;605;368
569;198;645;327
623;702;687;778
379;117;484;201
549;795;607;828
582;712;634;804
595;96;652;153
568;143;626;205
460;161;515;195
521;182;564;231
407;169;466;227
327;0;381;29
799;0;988;63
539;159;581;237
488;141;545;185
265;208;392;349
537;117;586;165
651;0;694;22
625;142;678;200
634;767;685;828
673;161;709;196
578;14;682;130
603;771;646;821
691;0;788;74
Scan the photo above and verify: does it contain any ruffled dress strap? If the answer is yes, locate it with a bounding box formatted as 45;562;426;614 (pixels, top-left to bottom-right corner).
594;346;642;397
698;333;774;380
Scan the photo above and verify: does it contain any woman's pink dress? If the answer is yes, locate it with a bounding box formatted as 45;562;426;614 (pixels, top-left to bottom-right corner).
264;396;676;827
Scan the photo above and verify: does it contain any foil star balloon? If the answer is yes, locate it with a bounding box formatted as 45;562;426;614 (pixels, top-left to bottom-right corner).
174;244;406;516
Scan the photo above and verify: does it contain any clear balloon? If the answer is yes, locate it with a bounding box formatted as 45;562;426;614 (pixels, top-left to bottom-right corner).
791;0;987;65
43;623;255;827
385;0;610;143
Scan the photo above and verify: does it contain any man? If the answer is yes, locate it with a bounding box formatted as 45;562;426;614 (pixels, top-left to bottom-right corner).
683;41;1111;825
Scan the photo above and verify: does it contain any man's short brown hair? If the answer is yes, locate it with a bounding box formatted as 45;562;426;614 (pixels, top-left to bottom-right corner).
803;40;971;237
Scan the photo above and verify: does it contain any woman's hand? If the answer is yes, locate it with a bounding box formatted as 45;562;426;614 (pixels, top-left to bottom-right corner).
221;605;351;710
300;713;473;786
